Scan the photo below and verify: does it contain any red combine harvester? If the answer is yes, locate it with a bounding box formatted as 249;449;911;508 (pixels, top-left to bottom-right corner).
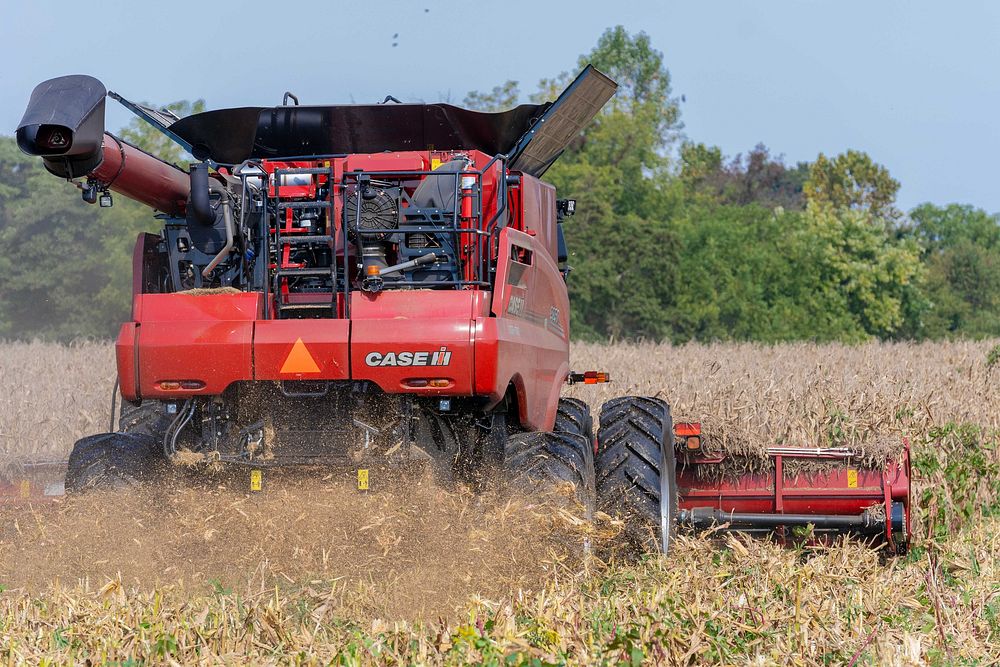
15;70;910;553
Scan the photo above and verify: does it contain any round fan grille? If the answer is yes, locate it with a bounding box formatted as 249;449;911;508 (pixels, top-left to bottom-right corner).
345;190;398;240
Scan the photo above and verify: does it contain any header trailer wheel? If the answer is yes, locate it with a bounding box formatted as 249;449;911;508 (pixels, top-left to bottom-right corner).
595;396;677;553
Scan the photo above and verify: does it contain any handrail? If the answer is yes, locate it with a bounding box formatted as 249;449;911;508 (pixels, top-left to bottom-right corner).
254;153;510;313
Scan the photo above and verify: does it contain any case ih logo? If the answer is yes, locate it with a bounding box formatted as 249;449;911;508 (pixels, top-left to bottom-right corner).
364;347;452;367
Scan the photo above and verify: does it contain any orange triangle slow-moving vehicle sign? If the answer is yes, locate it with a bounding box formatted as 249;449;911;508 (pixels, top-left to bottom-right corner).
280;338;321;374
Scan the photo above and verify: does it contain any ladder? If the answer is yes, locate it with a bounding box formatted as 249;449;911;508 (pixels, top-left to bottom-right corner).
269;166;339;319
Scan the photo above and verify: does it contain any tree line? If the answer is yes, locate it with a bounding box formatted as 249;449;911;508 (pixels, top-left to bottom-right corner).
0;26;997;343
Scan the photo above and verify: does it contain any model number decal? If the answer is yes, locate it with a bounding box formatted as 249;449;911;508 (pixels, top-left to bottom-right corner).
365;347;452;367
507;294;526;317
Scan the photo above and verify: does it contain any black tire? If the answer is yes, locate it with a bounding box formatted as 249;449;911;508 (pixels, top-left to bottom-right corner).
503;430;596;518
595;396;677;553
554;398;594;445
65;433;167;493
118;400;172;439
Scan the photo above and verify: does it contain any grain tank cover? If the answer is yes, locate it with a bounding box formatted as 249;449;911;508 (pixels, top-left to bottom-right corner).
167;64;618;168
168;103;548;164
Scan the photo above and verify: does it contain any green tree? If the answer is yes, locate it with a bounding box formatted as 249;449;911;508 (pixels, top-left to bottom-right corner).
542;26;682;220
0;137;149;339
804;150;900;221
902;204;1000;338
799;152;924;337
680;142;809;210
537;26;686;339
906;203;1000;252
560;161;678;340
804;202;923;338
669;204;866;342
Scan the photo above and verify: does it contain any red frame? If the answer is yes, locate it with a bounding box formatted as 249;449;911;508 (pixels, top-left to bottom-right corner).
676;438;912;548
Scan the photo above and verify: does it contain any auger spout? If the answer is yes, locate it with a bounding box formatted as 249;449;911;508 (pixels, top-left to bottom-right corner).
16;75;189;216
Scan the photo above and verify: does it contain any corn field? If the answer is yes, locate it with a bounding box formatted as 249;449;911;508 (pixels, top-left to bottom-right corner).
0;340;999;665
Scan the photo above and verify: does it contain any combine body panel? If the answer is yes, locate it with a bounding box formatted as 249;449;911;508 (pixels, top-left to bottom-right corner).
480;225;570;430
17;68;911;554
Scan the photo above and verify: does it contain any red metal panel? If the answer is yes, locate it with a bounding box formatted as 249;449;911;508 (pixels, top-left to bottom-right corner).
134;292;260;323
345;153;426;172
254;319;351;381
517;174;558;263
478;227;569;430
677;448;910;537
350;291;476;395
115;322;138;401
134;293;259;397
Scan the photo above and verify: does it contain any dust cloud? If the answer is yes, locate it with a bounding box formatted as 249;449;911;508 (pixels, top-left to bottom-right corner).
0;469;594;620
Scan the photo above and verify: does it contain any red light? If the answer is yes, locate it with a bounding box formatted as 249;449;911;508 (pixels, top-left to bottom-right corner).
674;422;701;437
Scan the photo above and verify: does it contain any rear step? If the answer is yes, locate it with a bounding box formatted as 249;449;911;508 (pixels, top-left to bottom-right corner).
280;303;335;310
278;201;332;209
276;268;335;277
283;235;333;244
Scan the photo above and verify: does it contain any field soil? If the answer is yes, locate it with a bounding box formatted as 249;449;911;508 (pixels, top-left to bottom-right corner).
1;340;999;664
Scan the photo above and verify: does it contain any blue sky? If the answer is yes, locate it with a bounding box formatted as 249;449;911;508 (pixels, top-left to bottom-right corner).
2;0;998;211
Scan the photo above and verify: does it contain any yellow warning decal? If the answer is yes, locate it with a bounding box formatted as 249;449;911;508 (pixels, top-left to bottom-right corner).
250;469;262;492
18;480;30;498
847;469;858;489
357;469;369;491
280;338;321;374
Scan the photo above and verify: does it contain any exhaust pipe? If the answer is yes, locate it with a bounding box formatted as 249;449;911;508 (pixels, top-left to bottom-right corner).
189;163;214;225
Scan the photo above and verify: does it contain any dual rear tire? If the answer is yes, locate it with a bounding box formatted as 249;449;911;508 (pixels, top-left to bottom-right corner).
502;395;677;554
502;398;596;517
